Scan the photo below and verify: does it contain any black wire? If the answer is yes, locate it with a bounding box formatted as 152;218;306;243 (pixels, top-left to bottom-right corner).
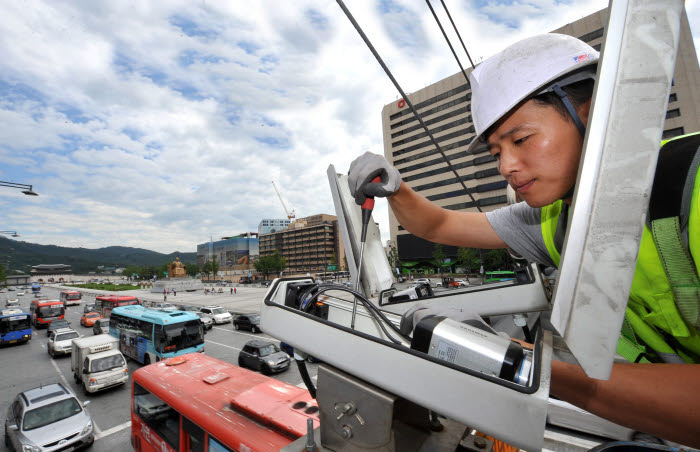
296;358;317;398
425;0;470;85
301;283;409;344
313;287;405;345
314;284;409;341
439;0;475;69
335;0;483;213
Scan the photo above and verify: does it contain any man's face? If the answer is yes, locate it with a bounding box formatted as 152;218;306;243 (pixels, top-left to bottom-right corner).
486;99;586;207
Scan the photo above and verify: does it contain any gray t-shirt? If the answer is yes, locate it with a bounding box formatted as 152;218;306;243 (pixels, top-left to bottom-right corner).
485;202;559;268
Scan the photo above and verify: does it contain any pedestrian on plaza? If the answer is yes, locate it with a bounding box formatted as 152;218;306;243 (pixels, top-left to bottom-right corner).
230;287;233;295
173;290;176;297
234;287;237;295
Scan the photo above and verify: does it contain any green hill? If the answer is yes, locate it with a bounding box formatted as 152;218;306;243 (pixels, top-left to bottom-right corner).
0;236;196;274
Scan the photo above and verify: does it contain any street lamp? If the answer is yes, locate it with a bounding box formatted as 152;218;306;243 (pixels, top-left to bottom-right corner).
0;231;20;238
0;181;38;196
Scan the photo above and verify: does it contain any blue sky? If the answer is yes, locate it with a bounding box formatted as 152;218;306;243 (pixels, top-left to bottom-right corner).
0;0;698;253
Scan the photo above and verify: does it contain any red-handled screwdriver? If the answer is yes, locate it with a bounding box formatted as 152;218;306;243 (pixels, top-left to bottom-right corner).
351;176;381;329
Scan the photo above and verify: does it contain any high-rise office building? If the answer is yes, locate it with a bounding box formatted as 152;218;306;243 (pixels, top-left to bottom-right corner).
382;7;700;264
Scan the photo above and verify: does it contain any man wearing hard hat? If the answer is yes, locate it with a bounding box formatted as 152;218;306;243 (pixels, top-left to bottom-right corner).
349;34;699;445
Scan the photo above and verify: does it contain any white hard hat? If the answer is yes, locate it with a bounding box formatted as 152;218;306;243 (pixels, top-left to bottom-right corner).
466;33;599;153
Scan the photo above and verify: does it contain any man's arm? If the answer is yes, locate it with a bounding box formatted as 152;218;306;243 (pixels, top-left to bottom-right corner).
388;182;507;249
550;360;700;447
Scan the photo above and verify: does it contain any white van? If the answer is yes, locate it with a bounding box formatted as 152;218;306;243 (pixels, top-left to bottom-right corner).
71;334;128;393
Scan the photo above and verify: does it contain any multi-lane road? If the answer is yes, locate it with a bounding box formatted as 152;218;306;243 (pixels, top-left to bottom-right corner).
0;285;320;451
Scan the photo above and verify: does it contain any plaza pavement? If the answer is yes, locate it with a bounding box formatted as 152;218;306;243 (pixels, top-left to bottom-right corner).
54;283;270;314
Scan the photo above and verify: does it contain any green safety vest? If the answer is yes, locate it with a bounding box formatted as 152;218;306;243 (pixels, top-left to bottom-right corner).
541;133;700;364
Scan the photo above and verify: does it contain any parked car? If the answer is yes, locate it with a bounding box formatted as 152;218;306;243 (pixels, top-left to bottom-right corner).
233;314;261;333
200;306;232;324
83;303;95;314
47;328;80;357
414;278;431;286
80;312;103;327
152;302;176;310
16;292;25;296
454;279;470;287
196;312;213;331
93;318;109;335
177;305;200;312
4;383;94;451
47;319;71;337
7;287;15;291
5;299;19;308
238;340;290;375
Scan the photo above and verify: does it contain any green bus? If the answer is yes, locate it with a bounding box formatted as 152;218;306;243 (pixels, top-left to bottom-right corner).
484;271;515;283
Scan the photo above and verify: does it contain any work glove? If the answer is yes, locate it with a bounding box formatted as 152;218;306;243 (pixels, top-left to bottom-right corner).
348;152;402;206
399;303;509;339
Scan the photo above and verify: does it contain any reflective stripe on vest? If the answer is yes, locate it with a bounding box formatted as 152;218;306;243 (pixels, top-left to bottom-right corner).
541;133;700;364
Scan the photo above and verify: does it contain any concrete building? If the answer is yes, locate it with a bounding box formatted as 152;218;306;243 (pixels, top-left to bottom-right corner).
196;235;259;274
259;214;346;274
258;219;292;235
382;6;700;264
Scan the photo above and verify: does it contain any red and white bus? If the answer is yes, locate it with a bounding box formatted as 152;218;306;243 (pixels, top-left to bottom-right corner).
59;290;82;306
95;295;140;318
131;353;318;452
29;299;65;328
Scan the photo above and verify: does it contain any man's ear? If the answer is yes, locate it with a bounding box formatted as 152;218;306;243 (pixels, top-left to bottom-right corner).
578;98;593;127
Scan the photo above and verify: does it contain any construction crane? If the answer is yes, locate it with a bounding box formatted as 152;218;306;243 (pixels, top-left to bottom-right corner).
271;180;295;220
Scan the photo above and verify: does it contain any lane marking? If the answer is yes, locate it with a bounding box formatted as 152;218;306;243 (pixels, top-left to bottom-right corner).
205;340;241;351
95;421;131;441
213;326;274;340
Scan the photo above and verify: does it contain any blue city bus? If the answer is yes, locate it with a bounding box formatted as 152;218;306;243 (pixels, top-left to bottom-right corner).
0;309;32;345
109;305;204;365
31;283;41;294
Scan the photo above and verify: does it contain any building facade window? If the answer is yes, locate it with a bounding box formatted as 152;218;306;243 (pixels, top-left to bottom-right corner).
666;108;681;119
662;127;685;139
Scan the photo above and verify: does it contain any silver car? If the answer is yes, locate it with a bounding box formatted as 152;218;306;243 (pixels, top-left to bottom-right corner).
4;383;94;451
47;329;80;357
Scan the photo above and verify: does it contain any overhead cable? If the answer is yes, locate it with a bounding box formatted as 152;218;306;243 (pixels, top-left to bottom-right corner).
425;0;470;85
335;0;483;212
439;0;475;69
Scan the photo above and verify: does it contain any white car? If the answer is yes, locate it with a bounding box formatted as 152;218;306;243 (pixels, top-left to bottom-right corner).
16;291;25;296
200;306;232;324
413;278;431;286
48;328;80;357
455;279;470;287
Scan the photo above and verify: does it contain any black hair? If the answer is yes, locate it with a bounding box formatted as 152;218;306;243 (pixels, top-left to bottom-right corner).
532;78;595;120
481;77;595;144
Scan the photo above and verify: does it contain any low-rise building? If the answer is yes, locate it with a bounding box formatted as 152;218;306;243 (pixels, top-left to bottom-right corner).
259;214;346;274
258;219;292;235
30;264;72;275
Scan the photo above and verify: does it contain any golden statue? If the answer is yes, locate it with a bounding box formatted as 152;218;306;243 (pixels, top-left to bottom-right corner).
168;257;187;278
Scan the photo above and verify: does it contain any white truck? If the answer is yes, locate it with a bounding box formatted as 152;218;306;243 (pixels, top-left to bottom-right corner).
71;334;128;394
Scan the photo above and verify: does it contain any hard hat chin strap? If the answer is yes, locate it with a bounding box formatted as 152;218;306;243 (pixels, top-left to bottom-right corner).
551;84;586;137
551;84;585;200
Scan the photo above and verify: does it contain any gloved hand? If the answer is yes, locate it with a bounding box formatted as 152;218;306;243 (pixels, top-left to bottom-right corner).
348;152;402;206
399;303;509;339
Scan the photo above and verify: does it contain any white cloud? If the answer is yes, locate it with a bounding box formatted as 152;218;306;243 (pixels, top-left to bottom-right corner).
0;0;697;254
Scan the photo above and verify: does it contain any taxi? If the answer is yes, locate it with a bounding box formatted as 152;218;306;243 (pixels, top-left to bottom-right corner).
80;311;103;327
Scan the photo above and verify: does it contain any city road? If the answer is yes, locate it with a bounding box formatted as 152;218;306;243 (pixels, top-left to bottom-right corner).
0;285;320;452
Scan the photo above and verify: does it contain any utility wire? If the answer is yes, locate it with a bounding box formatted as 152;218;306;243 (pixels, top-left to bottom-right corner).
425;0;470;85
439;0;475;69
336;0;482;212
